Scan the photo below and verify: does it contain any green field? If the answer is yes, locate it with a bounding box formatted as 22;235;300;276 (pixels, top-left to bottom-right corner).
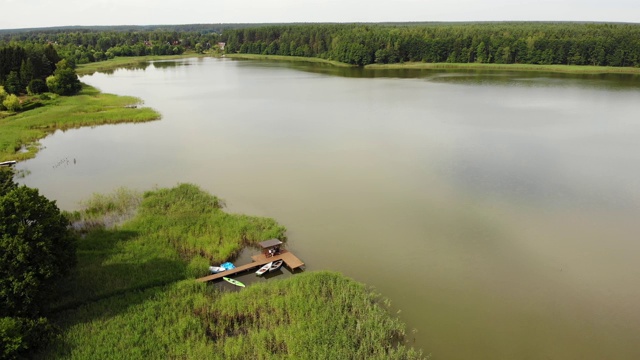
39;184;423;359
0;85;159;162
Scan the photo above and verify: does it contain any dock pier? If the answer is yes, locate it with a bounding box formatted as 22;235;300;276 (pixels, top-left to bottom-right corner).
196;249;305;283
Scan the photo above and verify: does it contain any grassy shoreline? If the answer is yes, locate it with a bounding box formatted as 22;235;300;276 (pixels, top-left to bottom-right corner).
76;52;214;75
227;53;640;74
0;85;159;162
365;61;640;74
39;185;423;359
225;53;355;67
77;52;640;78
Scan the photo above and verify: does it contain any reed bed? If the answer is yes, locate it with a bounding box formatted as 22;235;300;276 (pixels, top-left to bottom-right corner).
39;184;423;359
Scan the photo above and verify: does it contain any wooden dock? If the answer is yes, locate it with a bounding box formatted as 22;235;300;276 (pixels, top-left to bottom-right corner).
196;249;305;283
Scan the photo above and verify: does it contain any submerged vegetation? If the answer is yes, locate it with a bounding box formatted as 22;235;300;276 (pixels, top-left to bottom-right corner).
35;184;423;359
0;84;159;162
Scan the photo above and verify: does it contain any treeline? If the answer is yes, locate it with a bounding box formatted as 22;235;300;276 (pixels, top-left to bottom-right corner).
221;22;640;67
0;44;59;93
1;29;222;65
0;43;81;107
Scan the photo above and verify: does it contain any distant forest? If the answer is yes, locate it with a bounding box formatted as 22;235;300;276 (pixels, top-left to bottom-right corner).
221;22;640;67
1;22;640;78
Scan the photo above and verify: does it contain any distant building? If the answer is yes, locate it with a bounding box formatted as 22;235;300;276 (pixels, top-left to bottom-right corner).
217;42;226;50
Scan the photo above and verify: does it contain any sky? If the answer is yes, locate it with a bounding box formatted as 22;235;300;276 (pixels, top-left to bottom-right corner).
1;0;639;30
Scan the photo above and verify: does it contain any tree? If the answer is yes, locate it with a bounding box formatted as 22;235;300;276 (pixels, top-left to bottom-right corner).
27;79;47;95
0;185;77;318
0;86;7;106
45;60;82;96
2;94;21;112
4;71;22;95
0;169;16;196
0;174;73;359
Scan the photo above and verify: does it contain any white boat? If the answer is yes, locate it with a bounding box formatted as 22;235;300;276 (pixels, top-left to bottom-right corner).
0;160;17;167
209;266;226;273
269;260;283;272
255;262;272;276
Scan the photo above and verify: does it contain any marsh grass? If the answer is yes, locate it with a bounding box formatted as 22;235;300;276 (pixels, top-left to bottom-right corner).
0;85;159;162
40;184;423;359
68;187;143;232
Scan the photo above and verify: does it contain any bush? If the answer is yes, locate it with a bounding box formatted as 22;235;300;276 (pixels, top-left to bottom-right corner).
0;86;7;110
2;94;21;112
27;79;47;95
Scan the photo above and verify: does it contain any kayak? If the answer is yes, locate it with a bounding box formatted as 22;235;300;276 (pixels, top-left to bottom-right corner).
269;260;284;272
223;277;245;287
256;262;272;276
209;266;226;273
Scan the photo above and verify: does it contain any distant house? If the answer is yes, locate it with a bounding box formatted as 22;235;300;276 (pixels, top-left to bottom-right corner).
217;42;226;50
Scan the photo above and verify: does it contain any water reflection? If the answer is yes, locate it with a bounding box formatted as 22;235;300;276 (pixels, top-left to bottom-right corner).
233;58;640;90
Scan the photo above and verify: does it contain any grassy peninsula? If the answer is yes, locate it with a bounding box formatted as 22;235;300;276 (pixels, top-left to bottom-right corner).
75;53;211;76
40;184;423;359
225;53;354;67
0;85;159;162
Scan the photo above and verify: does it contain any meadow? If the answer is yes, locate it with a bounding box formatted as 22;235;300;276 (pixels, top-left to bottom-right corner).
41;184;423;359
0;85;159;162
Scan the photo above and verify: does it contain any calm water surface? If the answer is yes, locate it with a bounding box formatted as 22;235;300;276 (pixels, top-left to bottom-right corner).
17;58;640;359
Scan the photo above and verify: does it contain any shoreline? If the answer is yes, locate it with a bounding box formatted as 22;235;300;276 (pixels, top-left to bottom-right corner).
228;53;640;75
78;52;640;77
365;61;640;74
0;85;159;162
76;52;215;75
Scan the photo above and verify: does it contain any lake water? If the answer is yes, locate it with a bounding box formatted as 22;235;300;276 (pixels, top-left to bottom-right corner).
17;58;640;359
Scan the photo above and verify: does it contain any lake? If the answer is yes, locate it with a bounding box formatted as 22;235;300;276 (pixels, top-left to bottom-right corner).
17;58;640;359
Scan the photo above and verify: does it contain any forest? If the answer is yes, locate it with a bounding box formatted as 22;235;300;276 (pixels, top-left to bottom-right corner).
220;22;640;66
2;22;640;70
0;27;226;66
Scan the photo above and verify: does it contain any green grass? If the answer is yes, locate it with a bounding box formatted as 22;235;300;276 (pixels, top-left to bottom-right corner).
38;184;423;359
0;85;160;162
366;61;640;74
225;53;355;67
76;53;212;75
226;53;640;74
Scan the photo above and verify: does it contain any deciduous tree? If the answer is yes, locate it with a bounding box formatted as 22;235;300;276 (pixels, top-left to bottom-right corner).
0;185;77;318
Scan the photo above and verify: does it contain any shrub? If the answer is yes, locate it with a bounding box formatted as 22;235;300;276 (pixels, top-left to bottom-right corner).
2;94;21;112
27;79;47;95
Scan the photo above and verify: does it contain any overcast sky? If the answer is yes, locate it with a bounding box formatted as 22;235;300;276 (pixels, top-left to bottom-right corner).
1;0;639;30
